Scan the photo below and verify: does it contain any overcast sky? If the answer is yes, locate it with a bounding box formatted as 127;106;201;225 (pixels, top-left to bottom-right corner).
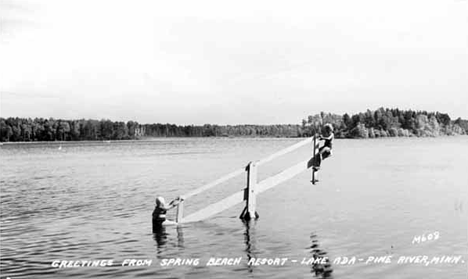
1;0;467;125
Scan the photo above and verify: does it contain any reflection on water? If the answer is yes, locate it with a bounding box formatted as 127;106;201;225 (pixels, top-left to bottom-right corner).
176;226;185;248
152;226;168;249
309;232;333;278
152;225;185;251
242;219;257;273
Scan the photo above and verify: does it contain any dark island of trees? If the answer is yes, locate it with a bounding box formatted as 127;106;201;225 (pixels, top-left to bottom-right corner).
302;108;467;138
1;108;467;142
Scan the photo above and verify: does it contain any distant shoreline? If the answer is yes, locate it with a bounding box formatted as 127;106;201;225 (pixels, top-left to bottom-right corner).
0;136;299;144
2;108;467;142
1;134;466;145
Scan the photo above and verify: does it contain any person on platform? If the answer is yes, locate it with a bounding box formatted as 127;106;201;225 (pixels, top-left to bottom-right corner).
313;124;334;182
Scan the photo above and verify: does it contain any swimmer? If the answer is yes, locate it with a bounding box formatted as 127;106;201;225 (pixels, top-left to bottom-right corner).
152;196;182;229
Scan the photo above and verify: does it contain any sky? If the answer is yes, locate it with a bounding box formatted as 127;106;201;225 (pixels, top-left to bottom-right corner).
1;0;467;125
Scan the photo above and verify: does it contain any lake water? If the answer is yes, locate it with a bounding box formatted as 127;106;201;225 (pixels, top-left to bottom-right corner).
1;137;467;278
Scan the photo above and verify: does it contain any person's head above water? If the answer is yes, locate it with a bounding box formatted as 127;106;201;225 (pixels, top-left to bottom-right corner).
155;196;166;207
324;123;334;132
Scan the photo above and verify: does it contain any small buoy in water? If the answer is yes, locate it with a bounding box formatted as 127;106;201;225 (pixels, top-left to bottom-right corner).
58;145;62;150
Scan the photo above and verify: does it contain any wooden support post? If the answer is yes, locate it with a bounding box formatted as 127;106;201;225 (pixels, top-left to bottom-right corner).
176;199;184;223
246;161;257;219
312;135;317;184
240;161;259;220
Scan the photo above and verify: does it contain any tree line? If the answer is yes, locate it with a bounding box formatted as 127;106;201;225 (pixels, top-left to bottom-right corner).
302;108;467;138
1;108;466;142
0;118;302;142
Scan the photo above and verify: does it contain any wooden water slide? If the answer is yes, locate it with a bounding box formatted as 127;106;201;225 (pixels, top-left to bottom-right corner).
170;136;320;223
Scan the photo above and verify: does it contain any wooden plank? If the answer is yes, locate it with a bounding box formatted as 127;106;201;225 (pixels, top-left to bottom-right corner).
182;154;319;223
257;137;313;166
183;168;245;200
177;136;319;223
181;190;245;223
257;157;315;194
181;136;314;201
246;162;257;219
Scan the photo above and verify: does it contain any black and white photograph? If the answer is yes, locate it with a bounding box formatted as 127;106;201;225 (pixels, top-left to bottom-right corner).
1;0;467;278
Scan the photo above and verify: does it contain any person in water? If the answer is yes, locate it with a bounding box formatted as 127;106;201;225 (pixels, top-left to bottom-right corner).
313;123;334;176
152;196;181;231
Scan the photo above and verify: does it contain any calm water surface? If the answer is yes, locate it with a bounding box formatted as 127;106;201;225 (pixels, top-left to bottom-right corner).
1;137;467;278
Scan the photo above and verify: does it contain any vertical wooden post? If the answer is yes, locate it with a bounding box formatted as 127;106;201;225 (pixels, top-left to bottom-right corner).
247;161;257;219
241;161;259;220
176;199;184;223
312;135;317;184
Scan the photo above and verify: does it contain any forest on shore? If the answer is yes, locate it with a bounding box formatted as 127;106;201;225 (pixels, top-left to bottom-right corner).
1;108;467;142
